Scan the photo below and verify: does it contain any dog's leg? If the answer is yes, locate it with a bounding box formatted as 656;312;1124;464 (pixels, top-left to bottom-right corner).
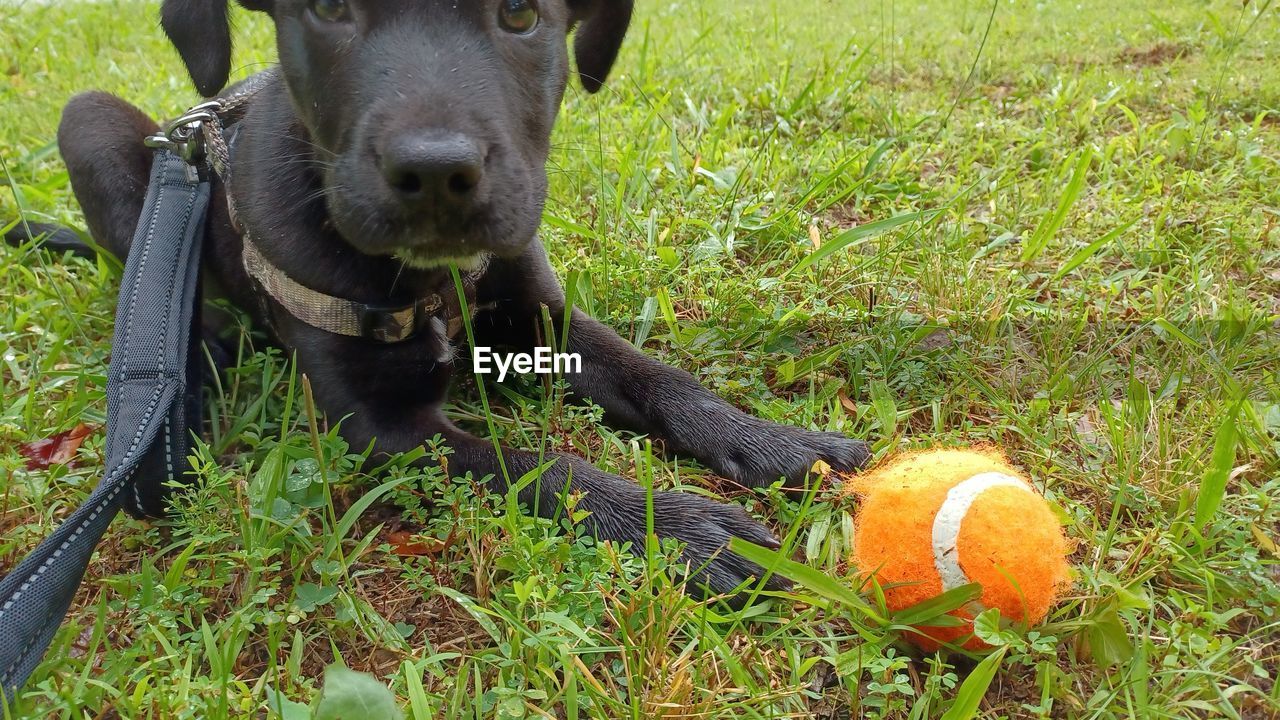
57;92;161;261
559;310;870;489
2;223;95;259
5;93;154;259
495;247;870;491
338;410;786;597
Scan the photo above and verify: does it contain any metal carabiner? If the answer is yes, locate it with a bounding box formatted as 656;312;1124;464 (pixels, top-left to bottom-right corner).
144;100;225;166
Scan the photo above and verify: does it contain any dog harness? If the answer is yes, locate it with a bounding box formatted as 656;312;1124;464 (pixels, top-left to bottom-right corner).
0;70;491;701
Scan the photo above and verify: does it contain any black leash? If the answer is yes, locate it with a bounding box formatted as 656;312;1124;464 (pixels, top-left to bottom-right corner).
0;92;244;700
0;150;208;700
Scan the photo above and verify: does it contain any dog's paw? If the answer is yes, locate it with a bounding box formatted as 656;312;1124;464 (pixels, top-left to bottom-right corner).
649;490;791;598
704;423;871;491
802;430;872;475
584;485;789;599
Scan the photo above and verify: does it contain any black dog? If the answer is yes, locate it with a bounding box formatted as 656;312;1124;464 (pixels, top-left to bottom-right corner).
23;0;870;596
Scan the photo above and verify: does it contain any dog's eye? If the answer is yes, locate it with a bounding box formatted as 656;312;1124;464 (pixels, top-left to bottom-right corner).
310;0;350;23
498;0;539;34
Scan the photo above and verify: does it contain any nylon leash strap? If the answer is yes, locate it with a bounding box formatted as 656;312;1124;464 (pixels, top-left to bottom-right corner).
0;149;209;701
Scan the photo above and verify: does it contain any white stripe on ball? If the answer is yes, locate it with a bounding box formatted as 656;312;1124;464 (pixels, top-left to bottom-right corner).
931;472;1035;598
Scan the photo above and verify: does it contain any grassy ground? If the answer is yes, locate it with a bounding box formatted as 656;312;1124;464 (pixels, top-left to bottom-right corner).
3;0;1279;717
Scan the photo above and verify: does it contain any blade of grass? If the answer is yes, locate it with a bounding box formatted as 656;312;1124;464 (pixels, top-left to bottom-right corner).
787;208;941;276
1051;218;1135;281
729;538;887;626
1194;401;1241;534
891;583;983;626
1021;147;1093;263
939;646;1007;720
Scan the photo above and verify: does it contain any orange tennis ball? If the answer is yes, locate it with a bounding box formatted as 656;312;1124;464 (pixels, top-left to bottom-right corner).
847;448;1070;650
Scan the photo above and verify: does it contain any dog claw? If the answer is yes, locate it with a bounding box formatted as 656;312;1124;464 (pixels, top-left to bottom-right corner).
703;424;871;491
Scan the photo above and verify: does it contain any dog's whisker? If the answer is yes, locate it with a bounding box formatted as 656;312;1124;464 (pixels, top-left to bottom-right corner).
389;256;409;295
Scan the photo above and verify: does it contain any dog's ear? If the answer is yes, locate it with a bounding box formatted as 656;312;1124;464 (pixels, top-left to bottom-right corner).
161;0;273;97
569;0;634;93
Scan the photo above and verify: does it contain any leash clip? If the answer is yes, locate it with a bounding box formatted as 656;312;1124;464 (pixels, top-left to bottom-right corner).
144;101;224;166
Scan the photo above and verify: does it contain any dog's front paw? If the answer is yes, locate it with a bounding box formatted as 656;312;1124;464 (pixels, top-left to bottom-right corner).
704;421;871;491
648;490;791;598
803;430;872;475
582;483;789;598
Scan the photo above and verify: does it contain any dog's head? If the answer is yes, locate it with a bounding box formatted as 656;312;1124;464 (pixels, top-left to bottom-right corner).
161;0;632;264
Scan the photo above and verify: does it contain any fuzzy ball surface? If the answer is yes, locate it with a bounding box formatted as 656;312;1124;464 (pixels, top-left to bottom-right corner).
847;448;1071;650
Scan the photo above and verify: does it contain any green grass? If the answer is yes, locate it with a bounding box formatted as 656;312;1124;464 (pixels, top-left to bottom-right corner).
3;0;1280;717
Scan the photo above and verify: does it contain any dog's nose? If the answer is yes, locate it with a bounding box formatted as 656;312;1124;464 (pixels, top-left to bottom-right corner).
379;132;484;209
